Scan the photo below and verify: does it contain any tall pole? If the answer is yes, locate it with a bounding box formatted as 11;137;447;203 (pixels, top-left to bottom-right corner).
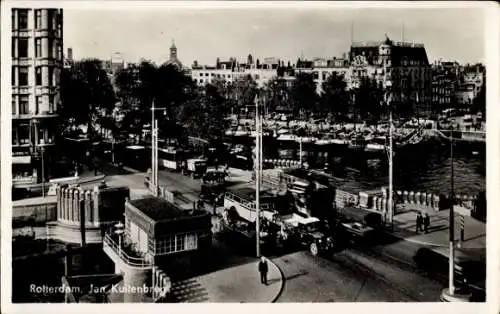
41;147;45;198
449;124;455;296
255;95;261;258
384;60;393;229
388;109;393;228
112;138;115;164
151;101;157;196
299;138;303;166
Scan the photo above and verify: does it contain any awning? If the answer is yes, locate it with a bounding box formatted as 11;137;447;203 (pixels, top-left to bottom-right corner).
12;156;31;164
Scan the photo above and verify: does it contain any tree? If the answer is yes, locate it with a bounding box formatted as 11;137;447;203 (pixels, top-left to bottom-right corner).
473;85;485;114
59;59;116;139
353;77;384;121
320;72;349;120
290;72;317;116
232;75;258;117
264;77;290;113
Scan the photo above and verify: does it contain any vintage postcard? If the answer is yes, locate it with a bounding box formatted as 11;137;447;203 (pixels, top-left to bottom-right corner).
1;1;498;314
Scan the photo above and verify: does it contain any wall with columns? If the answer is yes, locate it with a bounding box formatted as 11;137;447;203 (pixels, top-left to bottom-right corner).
56;185;99;227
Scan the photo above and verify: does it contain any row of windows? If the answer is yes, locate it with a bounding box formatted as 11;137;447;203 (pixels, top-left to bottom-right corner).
12;94;55;115
12;66;56;86
198;72;233;79
12;9;60;30
155;233;198;255
13;127;52;146
12;37;62;59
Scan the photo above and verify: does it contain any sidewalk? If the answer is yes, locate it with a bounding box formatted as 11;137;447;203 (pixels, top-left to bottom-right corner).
170;259;283;303
391;204;486;250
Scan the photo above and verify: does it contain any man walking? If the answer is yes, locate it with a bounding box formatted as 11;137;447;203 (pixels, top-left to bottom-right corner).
258;256;269;285
416;212;423;233
423;213;430;234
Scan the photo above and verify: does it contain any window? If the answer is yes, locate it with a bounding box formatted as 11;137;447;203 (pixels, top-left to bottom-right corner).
18;10;28;29
11;67;16;85
48;67;54;86
18;67;29;86
35;67;42;85
19;124;30;144
12;97;17;115
205;73;209;77
156;233;198;254
11;38;16;57
12;129;18;145
199;72;203;77
35;9;42;29
36;96;42;113
18;38;28;58
49;95;54;112
200;79;203;83
19;95;29;114
35;38;42;57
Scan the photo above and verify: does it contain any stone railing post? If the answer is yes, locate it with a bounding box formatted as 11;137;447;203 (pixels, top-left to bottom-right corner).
93;186;100;227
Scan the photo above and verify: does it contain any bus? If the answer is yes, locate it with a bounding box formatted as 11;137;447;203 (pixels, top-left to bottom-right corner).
224;187;279;223
157;147;184;171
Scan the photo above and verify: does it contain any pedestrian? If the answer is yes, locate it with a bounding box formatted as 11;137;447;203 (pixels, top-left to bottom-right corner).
423;213;430;234
258;256;268;285
416;213;423;233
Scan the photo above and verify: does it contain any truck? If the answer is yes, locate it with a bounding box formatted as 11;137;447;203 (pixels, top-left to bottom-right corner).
221;186;334;255
276;214;335;256
182;158;208;178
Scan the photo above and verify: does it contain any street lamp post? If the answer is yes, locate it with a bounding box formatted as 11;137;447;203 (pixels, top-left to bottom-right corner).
150;102;167;197
255;95;262;258
449;124;456;296
41;145;45;198
115;221;124;257
383;62;394;230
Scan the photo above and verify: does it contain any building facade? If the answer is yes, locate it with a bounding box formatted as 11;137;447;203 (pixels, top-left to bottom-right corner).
11;8;64;185
295;57;350;93
190;55;281;87
349;37;433;115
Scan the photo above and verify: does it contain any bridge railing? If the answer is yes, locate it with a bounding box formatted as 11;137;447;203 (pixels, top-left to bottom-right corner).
103;227;152;268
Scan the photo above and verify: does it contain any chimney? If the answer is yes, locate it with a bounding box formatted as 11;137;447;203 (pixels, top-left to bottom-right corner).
67;48;73;61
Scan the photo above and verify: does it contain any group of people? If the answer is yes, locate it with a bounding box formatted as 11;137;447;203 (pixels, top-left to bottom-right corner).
416;212;431;234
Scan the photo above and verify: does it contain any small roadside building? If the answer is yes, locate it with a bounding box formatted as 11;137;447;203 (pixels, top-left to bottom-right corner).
124;197;212;266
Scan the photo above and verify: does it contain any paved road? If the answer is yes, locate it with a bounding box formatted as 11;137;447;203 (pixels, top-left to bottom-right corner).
271;249;443;302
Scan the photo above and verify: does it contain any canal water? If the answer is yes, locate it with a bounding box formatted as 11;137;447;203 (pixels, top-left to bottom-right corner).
335;143;486;195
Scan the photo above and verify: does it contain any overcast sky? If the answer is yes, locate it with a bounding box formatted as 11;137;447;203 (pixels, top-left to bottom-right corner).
62;4;485;66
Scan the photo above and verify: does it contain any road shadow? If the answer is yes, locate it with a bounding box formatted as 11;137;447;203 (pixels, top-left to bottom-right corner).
162;237;257;283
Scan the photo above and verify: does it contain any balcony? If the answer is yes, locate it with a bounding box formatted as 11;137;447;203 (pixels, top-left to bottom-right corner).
34;111;59;118
35;86;58;95
12;113;32;120
103;226;153;268
12;86;32;95
12;57;32;67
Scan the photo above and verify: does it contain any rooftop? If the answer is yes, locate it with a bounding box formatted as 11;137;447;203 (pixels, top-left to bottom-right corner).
228;187;276;201
129;197;205;222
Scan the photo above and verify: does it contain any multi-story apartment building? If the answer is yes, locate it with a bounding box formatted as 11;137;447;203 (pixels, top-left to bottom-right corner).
295;56;350;93
459;63;485;100
190;55;281;87
11;8;64;185
349;36;433;115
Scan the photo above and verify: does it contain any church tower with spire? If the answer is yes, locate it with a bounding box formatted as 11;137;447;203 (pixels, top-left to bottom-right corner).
165;39;183;69
170;40;177;60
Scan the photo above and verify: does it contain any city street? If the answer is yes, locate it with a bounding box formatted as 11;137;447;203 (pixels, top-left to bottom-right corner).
109;166;446;302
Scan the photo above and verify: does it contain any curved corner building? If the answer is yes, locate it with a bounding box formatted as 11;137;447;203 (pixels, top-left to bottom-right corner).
11;8;63;186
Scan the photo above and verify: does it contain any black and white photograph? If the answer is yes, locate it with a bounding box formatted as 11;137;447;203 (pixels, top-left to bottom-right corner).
1;0;498;311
